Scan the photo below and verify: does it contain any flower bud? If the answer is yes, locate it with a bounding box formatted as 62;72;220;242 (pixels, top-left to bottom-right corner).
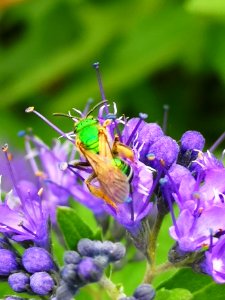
122;118;147;143
22;247;54;273
8;272;29;293
56;281;78;300
61;264;81;286
102;241;126;262
77;257;103;283
133;284;155;300
138;123;164;163
168;243;191;264
77;239;102;257
30;272;54;295
181;130;205;152
0;249;18;276
93;255;109;269
147;136;179;168
64;251;81;265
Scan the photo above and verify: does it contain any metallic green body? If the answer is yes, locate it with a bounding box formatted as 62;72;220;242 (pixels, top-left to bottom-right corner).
75;117;99;153
75;116;132;179
112;157;132;181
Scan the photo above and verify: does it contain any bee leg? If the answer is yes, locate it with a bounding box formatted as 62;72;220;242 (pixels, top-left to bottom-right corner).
72;161;90;167
67;161;90;172
112;135;134;161
85;173;117;210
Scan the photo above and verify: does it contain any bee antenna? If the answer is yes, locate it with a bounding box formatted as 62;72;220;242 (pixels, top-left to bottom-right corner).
53;113;75;119
93;62;106;101
86;100;108;117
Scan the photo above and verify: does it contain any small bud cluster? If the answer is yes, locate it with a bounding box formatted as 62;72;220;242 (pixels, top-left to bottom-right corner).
57;239;126;299
120;284;155;300
0;246;56;297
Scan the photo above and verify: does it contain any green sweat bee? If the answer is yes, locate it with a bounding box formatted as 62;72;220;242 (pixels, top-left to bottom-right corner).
54;101;134;209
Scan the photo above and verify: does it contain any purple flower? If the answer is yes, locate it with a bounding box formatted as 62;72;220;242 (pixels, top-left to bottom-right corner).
0;179;49;248
24;134;105;220
205;236;225;283
191;151;224;174
169;206;225;252
170;153;225;211
26;104;155;234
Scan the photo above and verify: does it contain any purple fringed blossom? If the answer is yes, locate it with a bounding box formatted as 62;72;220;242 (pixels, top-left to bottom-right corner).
205;236;225;283
167;145;225;283
0;146;49;248
169;206;225;252
0;179;49;248
23;131;105;221
104;157;154;233
191;150;224;174
26;104;156;235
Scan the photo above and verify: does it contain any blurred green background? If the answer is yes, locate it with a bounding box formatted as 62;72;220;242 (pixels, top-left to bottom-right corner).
0;1;225;298
0;0;225;150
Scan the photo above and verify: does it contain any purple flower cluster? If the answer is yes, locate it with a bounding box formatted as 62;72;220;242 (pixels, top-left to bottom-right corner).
21;132;105;222
0;145;49;249
168;148;225;283
0;243;55;296
1;61;224;299
57;238;126;299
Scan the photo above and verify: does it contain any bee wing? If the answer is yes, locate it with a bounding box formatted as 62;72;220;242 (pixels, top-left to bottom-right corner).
83;150;130;204
98;127;113;160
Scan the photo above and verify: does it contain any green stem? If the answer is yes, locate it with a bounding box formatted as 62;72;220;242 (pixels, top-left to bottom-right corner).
99;275;126;300
144;260;175;283
154;261;175;276
144;209;167;283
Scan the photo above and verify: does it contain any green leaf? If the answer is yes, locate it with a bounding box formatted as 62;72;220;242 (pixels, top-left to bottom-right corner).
57;206;94;250
157;268;225;300
186;0;225;18
93;227;103;241
157;268;212;292
155;288;193;300
193;282;225;300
